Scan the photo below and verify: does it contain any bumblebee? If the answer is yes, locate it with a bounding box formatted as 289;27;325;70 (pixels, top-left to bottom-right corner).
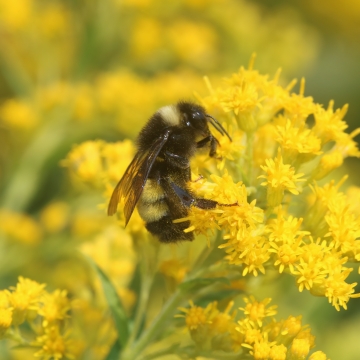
108;101;232;243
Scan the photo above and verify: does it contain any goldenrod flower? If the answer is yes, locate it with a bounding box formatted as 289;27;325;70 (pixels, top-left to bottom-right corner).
177;300;218;349
0;291;9;309
0;308;12;338
280;78;315;120
62;141;104;183
276;315;303;344
38;290;71;327
0;291;12;338
305;178;347;237
131;17;163;57
251;335;277;359
309;351;329;360
223;231;270;276
178;300;215;331
269;344;287;360
275;118;322;165
219;83;260;132
213;128;244;170
322;270;360;311
0;290;13;339
335;129;360;158
313;101;349;145
289;338;311;359
0;210;42;245
1;278;76;357
0;0;33;31
267;211;308;274
177;297;326;358
0;98;38;129
40;202;69;234
38;3;69;39
239;296;277;328
33;326;75;360
101;140;136;183
8;277;45;326
168;20;217;69
259;149;306;207
295;261;323;292
325;189;360;256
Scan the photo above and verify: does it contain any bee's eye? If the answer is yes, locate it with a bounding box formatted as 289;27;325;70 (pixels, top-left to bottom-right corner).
192;111;202;120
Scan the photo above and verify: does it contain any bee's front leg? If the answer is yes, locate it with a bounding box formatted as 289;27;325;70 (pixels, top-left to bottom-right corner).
197;136;220;158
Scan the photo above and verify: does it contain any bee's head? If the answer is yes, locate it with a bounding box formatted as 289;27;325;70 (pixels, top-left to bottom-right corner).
177;102;209;136
177;101;232;141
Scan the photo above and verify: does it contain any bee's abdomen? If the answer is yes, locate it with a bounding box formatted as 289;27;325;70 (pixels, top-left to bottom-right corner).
146;216;194;243
137;179;169;223
138;179;194;243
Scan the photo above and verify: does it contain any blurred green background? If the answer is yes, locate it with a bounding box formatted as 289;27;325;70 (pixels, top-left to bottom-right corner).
0;0;359;358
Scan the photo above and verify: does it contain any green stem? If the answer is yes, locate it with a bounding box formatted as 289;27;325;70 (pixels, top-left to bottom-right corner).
121;288;185;360
140;344;180;360
126;242;158;347
121;232;226;359
180;348;250;360
191;231;224;274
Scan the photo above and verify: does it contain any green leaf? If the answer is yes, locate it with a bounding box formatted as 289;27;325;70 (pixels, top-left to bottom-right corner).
92;260;130;349
179;277;230;292
105;339;122;360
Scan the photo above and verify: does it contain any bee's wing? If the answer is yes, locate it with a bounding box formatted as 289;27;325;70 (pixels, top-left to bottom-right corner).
107;129;171;225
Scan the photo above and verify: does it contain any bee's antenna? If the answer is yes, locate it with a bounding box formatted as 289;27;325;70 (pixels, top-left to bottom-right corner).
206;114;232;141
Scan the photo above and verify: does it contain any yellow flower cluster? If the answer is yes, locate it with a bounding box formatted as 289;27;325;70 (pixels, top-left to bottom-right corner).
0;277;74;360
0;202;70;245
0;209;43;244
0;72;205;136
0;204;137;357
0;0;319;144
60;60;360;358
172;60;360;311
179;296;328;359
63;139;135;186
